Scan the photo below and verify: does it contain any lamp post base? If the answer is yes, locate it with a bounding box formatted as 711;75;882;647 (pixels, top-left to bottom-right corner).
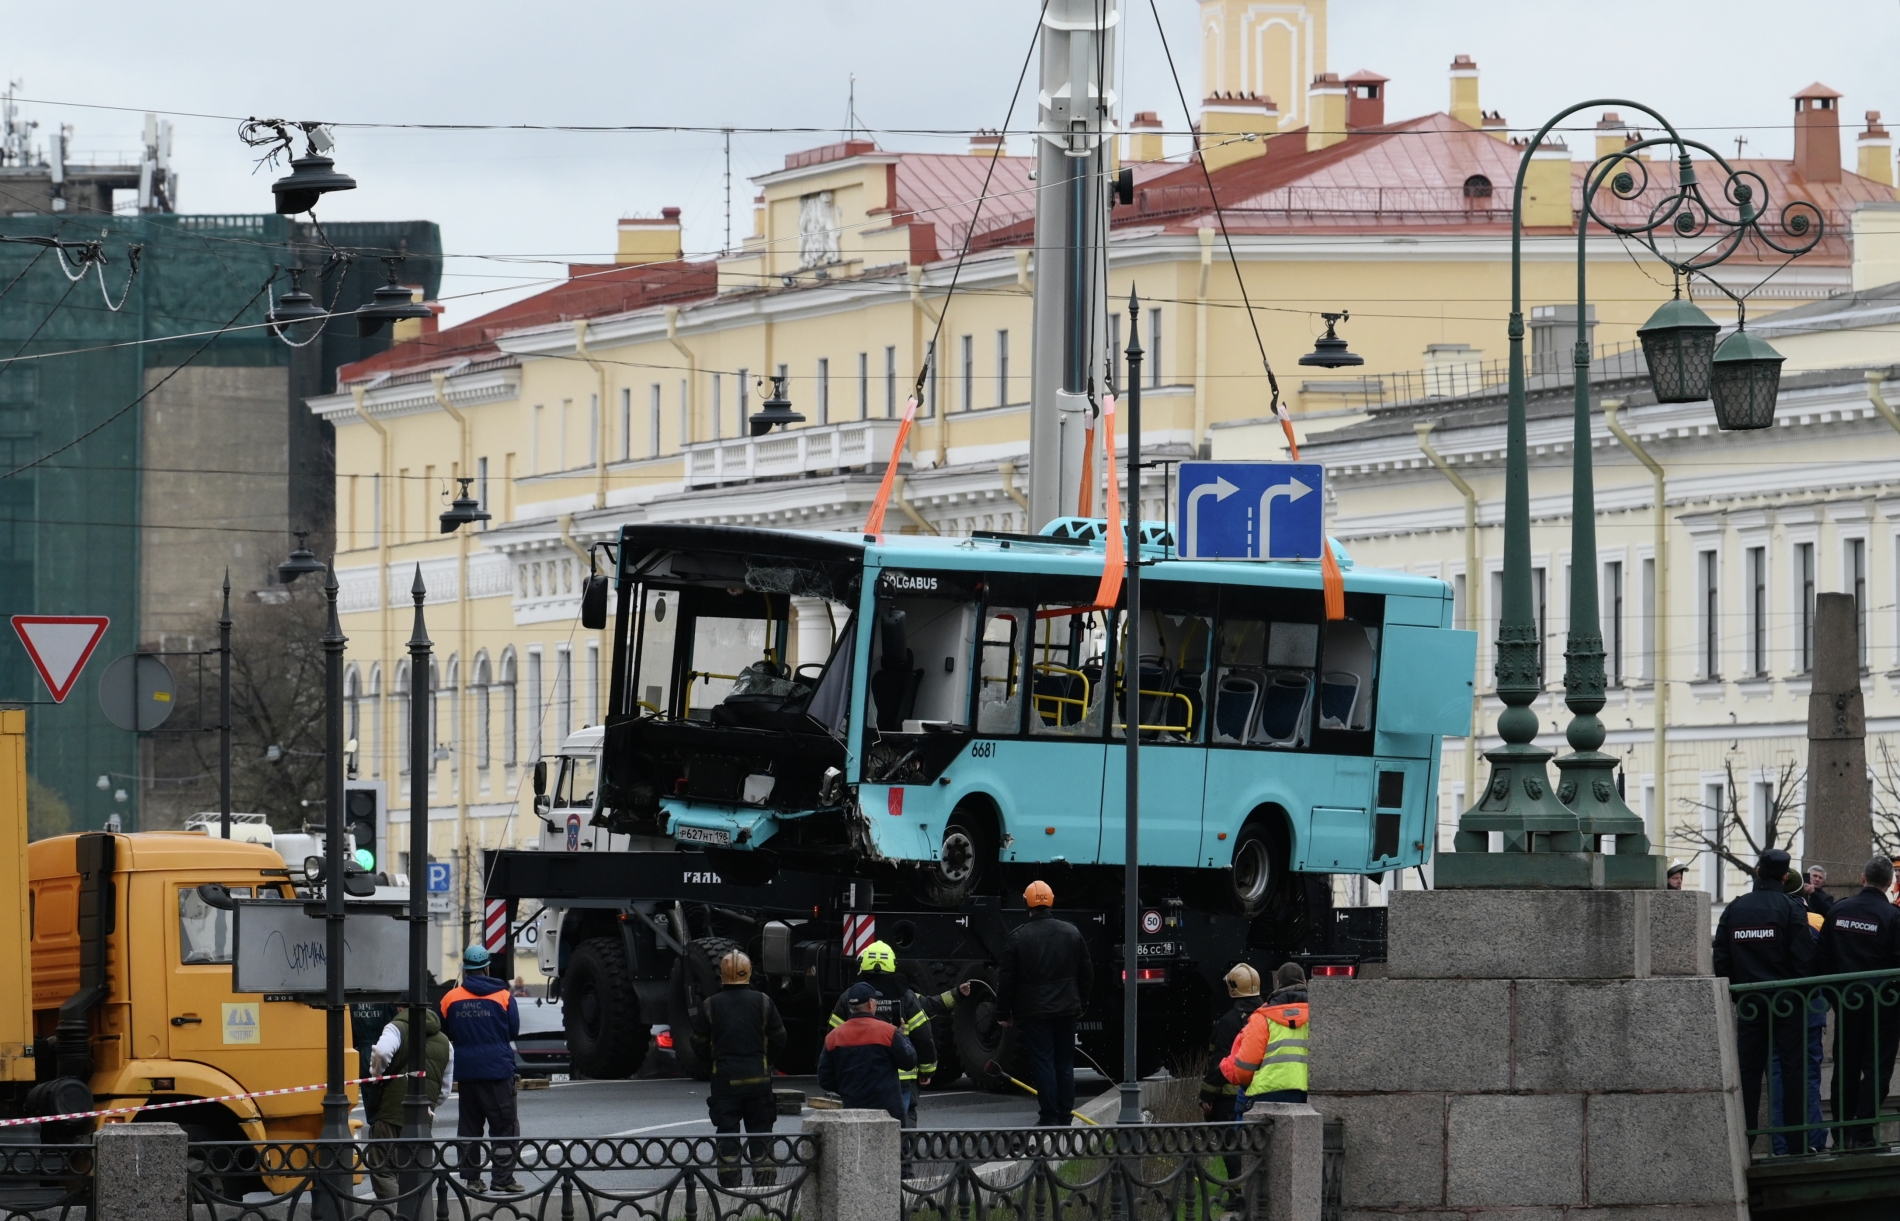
1552;748;1665;889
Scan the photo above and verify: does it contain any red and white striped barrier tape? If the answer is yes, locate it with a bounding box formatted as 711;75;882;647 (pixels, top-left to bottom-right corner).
0;1070;427;1129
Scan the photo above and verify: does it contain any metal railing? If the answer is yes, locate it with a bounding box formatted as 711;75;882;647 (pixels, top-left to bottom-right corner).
1298;340;1650;413
898;1122;1273;1221
681;418;907;488
0;1144;91;1221
188;1136;816;1221
1729;967;1900;1157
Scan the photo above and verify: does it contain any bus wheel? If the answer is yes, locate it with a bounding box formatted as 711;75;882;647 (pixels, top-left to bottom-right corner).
920;806;993;909
1229;821;1281;916
563;937;648;1080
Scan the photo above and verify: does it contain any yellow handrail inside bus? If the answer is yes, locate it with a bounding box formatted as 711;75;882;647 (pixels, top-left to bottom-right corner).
1114;688;1195;734
1031;662;1091;725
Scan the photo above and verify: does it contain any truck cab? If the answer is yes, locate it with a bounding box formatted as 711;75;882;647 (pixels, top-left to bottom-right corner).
534;726;671;855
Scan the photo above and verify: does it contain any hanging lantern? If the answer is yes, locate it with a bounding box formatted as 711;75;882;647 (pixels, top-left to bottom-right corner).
1298;311;1364;369
277;531;326;584
439;477;492;534
1708;328;1785;431
355;276;433;338
1636;297;1719;403
271;154;357;215
748;376;805;436
266;268;328;342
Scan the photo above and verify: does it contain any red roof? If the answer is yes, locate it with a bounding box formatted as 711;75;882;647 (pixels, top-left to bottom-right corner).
335;258;717;387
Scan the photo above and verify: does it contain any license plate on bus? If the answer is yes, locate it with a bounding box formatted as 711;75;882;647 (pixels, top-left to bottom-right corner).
1136;941;1177;958
677;825;732;846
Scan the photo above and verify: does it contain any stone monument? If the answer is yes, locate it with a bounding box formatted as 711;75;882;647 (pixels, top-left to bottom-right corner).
1804;592;1874;898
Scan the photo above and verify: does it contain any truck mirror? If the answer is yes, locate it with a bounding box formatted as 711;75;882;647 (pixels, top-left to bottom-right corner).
195;882;237;911
533;759;548;797
343;869;378;897
580;574;610;630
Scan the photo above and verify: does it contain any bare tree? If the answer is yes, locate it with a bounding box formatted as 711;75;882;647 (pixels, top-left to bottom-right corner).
1867;738;1900;861
143;582;331;830
1671;758;1805;880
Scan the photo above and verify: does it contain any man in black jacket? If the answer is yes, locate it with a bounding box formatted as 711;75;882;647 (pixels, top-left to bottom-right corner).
689;950;787;1187
1818;856;1900;1148
1201;964;1264;1121
828;941;952;1126
1804;866;1837;920
996;880;1092;1126
1714;848;1816;1154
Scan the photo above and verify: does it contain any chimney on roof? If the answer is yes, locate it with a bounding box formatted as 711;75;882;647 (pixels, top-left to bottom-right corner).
1307;73;1347;152
1449;55;1481;129
391;294;441;345
1482;110;1509;141
1513;137;1573;228
618;207;684;265
1793;83;1843;183
1126;111;1165;164
1200;92;1277;172
968;129;1006;158
1851;202;1900;289
1857;111;1894;188
751;194;765;240
1594;112;1629;161
1344;71;1387;129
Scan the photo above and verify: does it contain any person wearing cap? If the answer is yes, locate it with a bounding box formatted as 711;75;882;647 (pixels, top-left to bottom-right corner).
1817;856;1900;1148
828;940;952;1126
1665;860;1688;891
996;880;1092;1126
439;944;523;1193
1200;964;1265;1122
689;950;786;1188
818;982;917;1121
1221;962;1310;1110
1713;848;1815;1154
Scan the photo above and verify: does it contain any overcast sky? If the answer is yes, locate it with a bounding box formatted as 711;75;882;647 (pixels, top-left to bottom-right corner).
8;1;1897;325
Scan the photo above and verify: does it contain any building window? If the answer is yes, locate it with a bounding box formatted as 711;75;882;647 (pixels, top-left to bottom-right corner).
559;399;571;470
476;457;489;530
1532;566;1547;688
857;352;868;420
1746;546;1766;677
1109;313;1123;389
527;647;544;760
1149;308;1162;387
884;347;897;416
586;640;600;726
394;661;411;781
531;405;543;475
499;648;518;768
996;330;1009;406
737;369;749;436
472;652;492;773
587;394;599;467
1796;541;1815;673
1640;557;1656;682
1463;174;1494;199
924;341;936;417
710;376;721;441
620;388;632;459
1698;549;1719;680
649;385;662;457
344;665;361;775
960;334;974;412
1603;560;1623;686
817;358;830;425
1452;572;1468;631
679;379;689;446
1703;782;1726;901
555;645;572;744
1846;537;1867;668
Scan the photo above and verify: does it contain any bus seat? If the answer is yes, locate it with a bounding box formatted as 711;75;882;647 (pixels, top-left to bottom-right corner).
1319;670;1361;730
1214;675;1260;742
1136;658;1173;726
1172;668;1206;737
1033;669;1085;726
1255;671;1312;746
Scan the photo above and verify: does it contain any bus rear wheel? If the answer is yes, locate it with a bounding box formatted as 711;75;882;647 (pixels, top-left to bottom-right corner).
1228;821;1283;917
920;808;993;909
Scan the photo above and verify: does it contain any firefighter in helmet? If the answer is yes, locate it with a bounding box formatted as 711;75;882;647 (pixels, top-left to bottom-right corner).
829;940;955;1126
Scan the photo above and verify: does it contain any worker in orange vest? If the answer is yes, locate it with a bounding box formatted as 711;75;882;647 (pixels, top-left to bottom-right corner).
1221;962;1309;1112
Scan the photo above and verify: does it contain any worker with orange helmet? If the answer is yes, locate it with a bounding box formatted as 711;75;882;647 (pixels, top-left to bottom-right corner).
689;950;787;1187
1200;963;1265;1121
995;880;1092;1126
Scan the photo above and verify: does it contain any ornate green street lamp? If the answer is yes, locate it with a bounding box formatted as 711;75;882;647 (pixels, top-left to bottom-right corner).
1438;102;1821;889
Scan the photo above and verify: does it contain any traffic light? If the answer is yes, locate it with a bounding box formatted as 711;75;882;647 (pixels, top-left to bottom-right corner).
343;781;386;877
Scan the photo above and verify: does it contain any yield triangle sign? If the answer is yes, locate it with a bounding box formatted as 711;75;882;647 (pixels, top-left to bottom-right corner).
12;616;110;703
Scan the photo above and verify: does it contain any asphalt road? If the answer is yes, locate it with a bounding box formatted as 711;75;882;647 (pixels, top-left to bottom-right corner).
422;1070;1116;1139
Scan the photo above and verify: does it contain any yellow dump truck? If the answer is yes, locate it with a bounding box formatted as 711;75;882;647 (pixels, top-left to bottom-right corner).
0;709;335;1149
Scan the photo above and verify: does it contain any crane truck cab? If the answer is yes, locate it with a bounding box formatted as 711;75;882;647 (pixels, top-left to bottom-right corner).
0;713;331;1153
532;726;671;856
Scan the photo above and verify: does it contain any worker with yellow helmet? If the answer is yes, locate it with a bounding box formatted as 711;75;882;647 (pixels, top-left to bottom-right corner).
828;939;956;1126
1200;963;1265;1121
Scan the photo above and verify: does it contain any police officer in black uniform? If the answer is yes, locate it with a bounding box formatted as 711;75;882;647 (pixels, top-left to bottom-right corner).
1818;856;1900;1148
1714;848;1815;1153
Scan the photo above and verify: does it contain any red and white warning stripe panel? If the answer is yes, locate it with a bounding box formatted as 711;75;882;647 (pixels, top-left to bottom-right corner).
483;899;508;953
842;912;876;958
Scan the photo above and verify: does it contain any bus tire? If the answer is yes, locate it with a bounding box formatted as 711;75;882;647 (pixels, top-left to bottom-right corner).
563;937;648;1080
951;965;1020;1094
920;804;994;909
669;936;743;1081
174;1113;261;1200
1228;816;1285;917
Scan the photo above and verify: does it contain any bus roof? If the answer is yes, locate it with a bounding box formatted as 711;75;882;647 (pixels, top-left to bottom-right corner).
619;521;1446;600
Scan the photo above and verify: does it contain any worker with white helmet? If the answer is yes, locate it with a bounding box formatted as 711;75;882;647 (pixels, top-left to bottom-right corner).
1200;963;1265;1121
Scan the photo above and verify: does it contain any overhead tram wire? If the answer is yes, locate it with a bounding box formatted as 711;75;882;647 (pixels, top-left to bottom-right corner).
1146;0;1283;415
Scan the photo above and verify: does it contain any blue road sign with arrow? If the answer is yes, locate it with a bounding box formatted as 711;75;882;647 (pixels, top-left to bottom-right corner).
1176;461;1326;561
